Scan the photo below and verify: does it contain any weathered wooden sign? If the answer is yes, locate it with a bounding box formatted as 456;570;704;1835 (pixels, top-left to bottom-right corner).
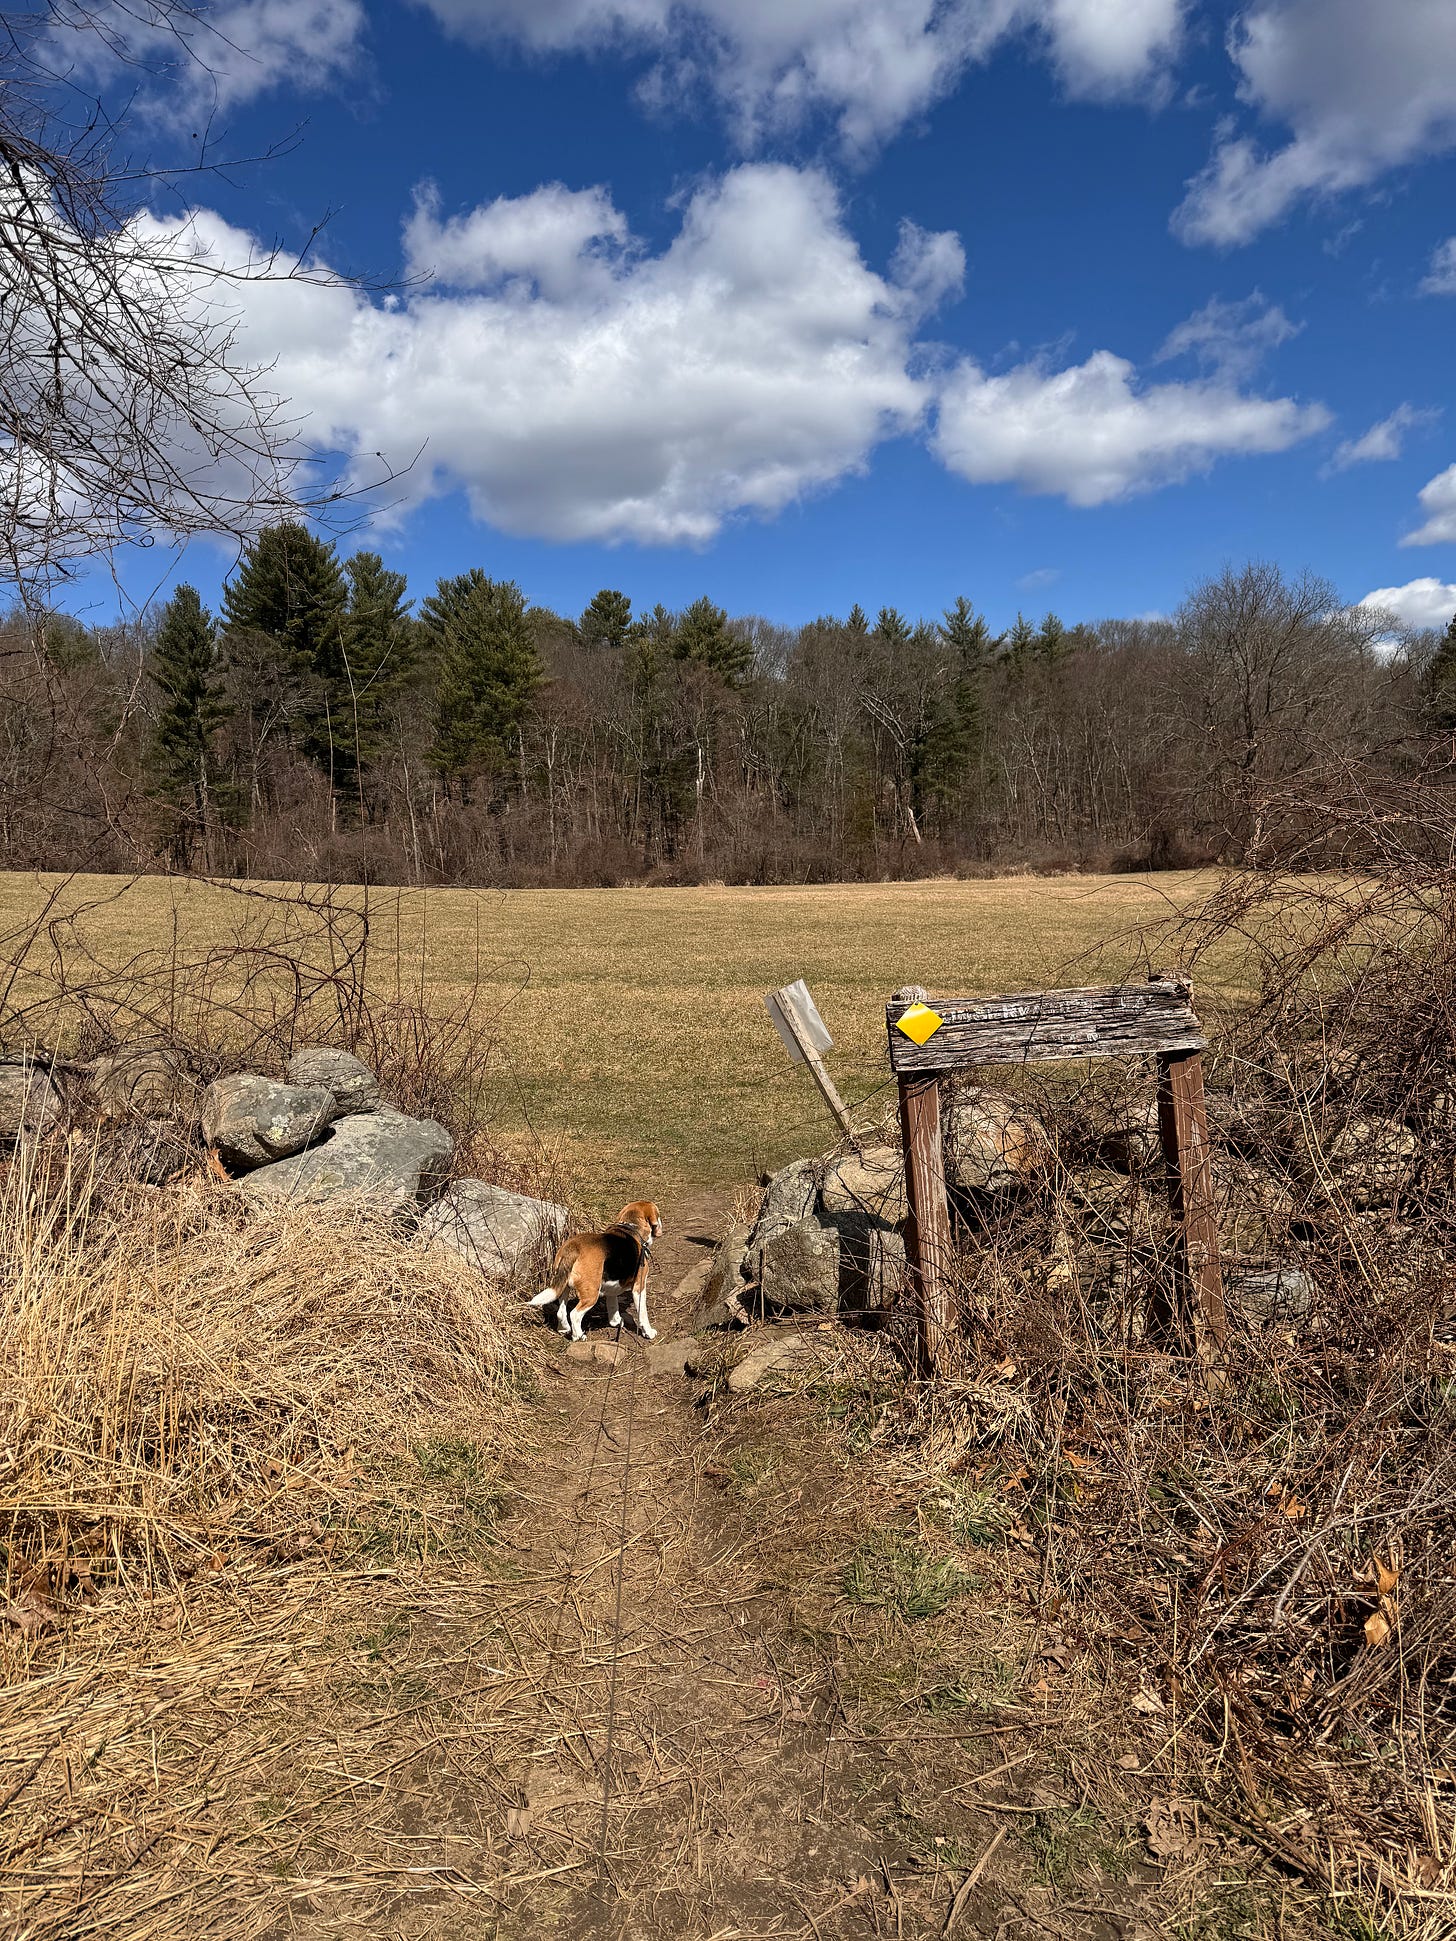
885;979;1207;1072
887;973;1226;1379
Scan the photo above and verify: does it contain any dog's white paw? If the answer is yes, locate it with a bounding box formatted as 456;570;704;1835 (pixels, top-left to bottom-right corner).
609;1312;623;1329
640;1324;658;1342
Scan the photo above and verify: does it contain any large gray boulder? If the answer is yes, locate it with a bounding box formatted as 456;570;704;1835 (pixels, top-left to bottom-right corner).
1095;1095;1162;1175
821;1145;908;1224
758;1218;840;1315
746;1158;819;1253
239;1108;452;1208
286;1047;381;1116
89;1046;198;1124
419;1179;568;1279
0;1055;64;1143
203;1074;339;1171
944;1087;1051;1194
1325;1116;1418;1209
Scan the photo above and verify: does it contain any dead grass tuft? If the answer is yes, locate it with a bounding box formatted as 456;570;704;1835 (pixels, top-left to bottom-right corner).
1;1139;517;1609
0;1137;530;1938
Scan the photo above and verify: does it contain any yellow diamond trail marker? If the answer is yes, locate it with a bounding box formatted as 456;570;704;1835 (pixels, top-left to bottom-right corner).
895;1002;944;1047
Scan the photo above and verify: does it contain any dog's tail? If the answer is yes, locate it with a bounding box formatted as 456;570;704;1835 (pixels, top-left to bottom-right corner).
527;1287;558;1308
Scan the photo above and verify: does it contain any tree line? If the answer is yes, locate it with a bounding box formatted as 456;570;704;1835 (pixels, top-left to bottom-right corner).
2;526;1452;885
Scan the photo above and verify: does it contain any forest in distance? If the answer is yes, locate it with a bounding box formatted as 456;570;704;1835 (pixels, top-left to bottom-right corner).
4;530;1455;890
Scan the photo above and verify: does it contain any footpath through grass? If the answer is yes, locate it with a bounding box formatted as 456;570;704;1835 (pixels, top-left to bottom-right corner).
0;871;1232;1208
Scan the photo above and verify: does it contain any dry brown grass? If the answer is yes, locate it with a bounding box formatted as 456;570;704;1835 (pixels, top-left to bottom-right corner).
0;1141;528;1938
0;869;1245;1209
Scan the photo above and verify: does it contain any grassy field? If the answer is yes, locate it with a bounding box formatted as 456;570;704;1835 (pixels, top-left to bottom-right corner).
0;871;1232;1208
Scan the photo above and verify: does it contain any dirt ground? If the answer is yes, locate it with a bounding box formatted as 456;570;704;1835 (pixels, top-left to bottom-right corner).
271;1194;1270;1941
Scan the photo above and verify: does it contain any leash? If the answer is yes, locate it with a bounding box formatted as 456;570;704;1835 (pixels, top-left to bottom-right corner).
593;1334;640;1920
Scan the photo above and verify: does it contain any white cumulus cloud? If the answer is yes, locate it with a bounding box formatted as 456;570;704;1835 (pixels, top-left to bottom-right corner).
1174;0;1456;247
1403;465;1456;548
415;0;1185;153
47;0;365;115
931;346;1328;506
1326;403;1440;474
1358;579;1456;632
162;165;960;546
1422;237;1456;295
403;182;631;296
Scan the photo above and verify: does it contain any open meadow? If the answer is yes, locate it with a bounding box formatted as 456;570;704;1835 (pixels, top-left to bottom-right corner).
0;870;1236;1206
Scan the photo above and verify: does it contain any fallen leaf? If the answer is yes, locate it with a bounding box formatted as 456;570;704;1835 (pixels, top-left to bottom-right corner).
505;1806;532;1840
1143;1796;1216;1863
2;1591;58;1636
1364;1610;1392;1649
1374;1557;1399;1596
1281;1497;1308;1521
1130;1687;1166;1716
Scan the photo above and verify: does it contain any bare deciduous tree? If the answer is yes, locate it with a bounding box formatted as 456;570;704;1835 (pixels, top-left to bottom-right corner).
0;2;386;600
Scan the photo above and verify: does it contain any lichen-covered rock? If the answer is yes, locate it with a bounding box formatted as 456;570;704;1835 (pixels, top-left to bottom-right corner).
239;1108;452;1208
746;1157;819;1253
286;1047;381;1116
866;1226;907;1309
90;1046;198;1123
0;1055;64;1144
821;1146;908;1224
418;1179;568;1279
111;1118;196;1185
1095;1096;1162;1175
727;1330;816;1394
1325;1116;1418;1208
202;1074;339;1171
1227;1261;1316;1326
758;1218;840;1315
944;1087;1051;1194
692;1223;751;1329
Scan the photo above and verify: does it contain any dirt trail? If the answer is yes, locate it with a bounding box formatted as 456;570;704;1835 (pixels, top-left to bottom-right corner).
334;1195;1157;1940
476;1192;903;1937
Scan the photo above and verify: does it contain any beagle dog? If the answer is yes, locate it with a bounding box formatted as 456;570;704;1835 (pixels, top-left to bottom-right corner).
529;1201;663;1342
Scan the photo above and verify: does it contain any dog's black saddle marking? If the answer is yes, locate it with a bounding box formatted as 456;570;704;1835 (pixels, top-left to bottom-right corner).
600;1224;647;1283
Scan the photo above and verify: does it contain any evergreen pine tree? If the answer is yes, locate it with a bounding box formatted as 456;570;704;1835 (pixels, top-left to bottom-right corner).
1035;612;1069;663
221;520;348;779
875;606;912;647
147;584;224;858
1003;611;1037;668
340;551;412;780
938;595;993;776
580;588;633;651
423;571;541;785
940;595;995;669
1424;608;1456;734
846;603;869;635
674;595;750;686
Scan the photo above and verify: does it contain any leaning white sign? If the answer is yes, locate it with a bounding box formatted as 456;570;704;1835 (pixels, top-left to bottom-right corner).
763;978;833;1063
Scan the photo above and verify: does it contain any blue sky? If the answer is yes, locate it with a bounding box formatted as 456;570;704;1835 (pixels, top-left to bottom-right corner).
60;0;1456;634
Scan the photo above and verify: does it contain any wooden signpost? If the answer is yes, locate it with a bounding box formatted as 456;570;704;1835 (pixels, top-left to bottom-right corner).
885;973;1227;1378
